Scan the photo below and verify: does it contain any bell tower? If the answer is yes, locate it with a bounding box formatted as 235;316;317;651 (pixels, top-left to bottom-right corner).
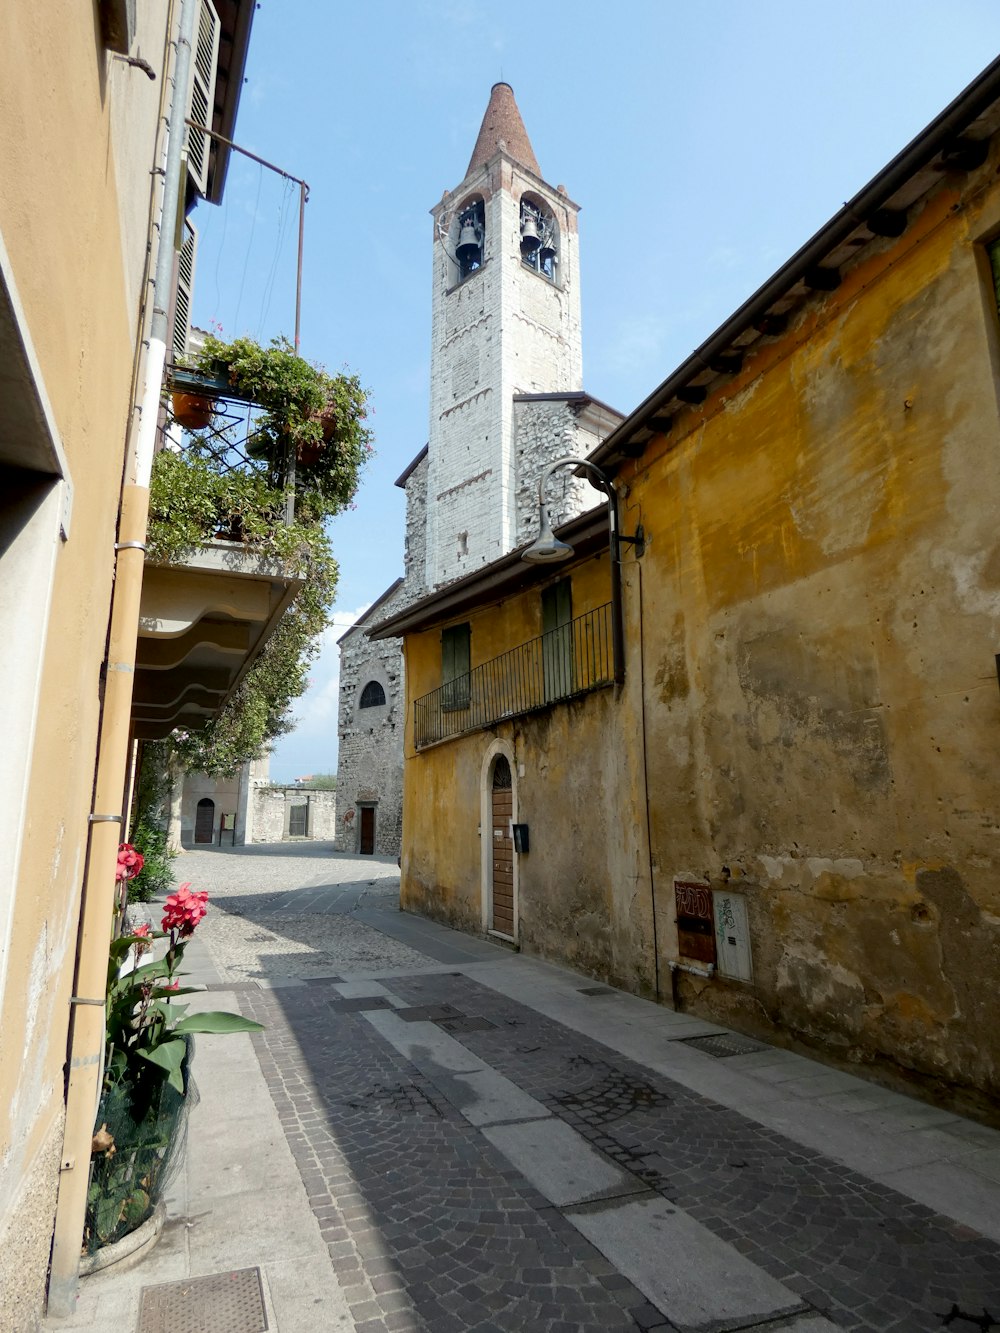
425;83;583;589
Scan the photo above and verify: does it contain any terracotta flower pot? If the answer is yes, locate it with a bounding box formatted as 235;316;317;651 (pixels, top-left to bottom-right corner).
171;391;215;431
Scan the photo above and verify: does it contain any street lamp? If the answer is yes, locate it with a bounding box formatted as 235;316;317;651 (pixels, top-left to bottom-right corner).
522;456;643;686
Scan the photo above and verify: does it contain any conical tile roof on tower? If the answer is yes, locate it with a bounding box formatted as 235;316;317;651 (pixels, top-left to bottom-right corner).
466;81;541;178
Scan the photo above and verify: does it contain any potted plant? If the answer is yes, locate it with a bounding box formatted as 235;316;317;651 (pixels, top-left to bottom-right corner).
85;870;263;1258
190;333;372;514
170;390;216;431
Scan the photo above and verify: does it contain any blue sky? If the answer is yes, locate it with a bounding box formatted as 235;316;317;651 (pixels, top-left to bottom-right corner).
190;1;1000;781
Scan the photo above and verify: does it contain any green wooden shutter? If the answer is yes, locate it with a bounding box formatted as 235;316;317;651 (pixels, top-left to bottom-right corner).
542;580;573;701
442;624;470;708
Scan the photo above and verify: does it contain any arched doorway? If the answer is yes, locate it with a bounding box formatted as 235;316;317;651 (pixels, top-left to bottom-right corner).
489;755;514;937
194;798;215;844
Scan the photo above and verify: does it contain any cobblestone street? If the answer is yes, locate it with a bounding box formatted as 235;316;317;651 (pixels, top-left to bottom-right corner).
58;846;1000;1333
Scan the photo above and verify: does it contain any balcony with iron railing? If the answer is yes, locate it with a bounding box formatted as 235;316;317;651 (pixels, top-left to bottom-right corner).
414;602;613;749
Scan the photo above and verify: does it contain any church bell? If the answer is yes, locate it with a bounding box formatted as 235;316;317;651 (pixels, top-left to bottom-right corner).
520;213;541;256
456;222;481;265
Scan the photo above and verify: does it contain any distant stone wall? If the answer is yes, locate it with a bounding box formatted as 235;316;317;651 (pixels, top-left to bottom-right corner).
402;453;428;602
250;786;337;843
334;601;406;857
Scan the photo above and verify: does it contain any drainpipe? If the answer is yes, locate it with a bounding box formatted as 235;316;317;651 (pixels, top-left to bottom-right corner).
47;0;196;1313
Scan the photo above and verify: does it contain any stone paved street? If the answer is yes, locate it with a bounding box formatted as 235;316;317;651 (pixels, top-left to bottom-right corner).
54;846;1000;1333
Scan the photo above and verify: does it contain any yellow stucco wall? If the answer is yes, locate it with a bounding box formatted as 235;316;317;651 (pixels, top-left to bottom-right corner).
402;552;656;989
401;147;1000;1116
0;4;168;1311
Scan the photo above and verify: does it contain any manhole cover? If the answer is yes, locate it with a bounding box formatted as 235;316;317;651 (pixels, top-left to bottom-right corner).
395;1004;462;1022
681;1032;767;1058
328;995;393;1013
439;1015;497;1033
137;1267;267;1333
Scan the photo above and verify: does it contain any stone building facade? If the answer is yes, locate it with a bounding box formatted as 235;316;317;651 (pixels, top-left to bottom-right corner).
335;83;623;856
374;62;1000;1119
250;785;337;843
176;757;337;846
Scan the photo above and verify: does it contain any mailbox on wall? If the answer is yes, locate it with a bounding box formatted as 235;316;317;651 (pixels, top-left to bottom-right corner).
512;824;530;853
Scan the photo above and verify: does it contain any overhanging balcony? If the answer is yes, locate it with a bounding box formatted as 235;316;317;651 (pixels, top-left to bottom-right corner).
132;540;302;740
414;602;613;750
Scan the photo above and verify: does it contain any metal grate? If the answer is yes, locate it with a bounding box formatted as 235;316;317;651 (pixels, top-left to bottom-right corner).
137;1268;267;1333
328;996;394;1013
577;986;616;997
414;603;613;749
395;1004;462;1023
439;1015;497;1033
681;1032;767;1058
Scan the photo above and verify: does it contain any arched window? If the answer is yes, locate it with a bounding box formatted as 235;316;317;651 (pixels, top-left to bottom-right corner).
359;680;386;709
453;199;485;281
520;198;557;281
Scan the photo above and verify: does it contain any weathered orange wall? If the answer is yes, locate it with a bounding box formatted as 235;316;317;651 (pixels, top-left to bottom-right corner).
625;156;1000;1114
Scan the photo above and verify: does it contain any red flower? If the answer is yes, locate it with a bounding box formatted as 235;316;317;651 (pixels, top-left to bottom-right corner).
116;843;145;883
161;883;209;938
131;922;152;954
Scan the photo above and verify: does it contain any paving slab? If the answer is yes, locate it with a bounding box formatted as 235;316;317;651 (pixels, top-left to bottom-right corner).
438;1067;551;1126
363;1007;487;1074
482;1117;639;1206
565;1194;805;1331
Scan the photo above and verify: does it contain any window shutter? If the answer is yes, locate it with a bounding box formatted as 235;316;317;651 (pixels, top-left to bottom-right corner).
542;579;572;635
542;580;573;700
186;0;221;197
172;219;197;363
441;624;471;709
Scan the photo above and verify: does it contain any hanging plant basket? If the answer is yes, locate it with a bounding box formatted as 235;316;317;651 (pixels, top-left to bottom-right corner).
171;390;216;431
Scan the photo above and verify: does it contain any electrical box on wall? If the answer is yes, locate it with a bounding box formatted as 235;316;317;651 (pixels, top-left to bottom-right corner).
512;823;529;853
712;889;753;982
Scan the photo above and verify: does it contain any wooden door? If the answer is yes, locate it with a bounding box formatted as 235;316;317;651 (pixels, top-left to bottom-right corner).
491;757;514;935
359;805;375;854
194;798;214;844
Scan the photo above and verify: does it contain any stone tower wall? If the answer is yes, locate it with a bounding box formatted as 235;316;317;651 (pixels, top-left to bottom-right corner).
426;158;582;590
334;599;407;856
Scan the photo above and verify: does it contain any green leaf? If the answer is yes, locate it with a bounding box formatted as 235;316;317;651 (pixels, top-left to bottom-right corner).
96;1191;124;1241
172;1011;264;1035
138;1038;188;1093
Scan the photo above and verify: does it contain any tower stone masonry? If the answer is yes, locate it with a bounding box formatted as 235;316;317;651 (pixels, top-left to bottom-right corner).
335;84;623;856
